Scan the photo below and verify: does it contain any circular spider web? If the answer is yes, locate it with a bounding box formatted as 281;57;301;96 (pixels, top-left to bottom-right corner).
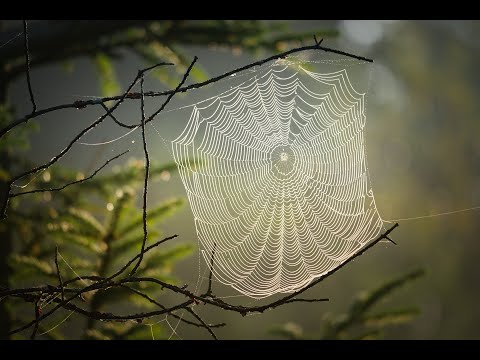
171;60;383;298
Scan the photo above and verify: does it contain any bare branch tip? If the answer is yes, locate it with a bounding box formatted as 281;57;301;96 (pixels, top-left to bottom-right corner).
23;19;36;114
313;35;324;46
385;236;398;246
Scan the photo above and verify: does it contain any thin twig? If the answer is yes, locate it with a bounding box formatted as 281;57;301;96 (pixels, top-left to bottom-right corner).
205;242;216;297
143;56;198;125
385;235;397;245
120;285;225;329
131;57;197;274
107;234;178;282
283;298;329;304
23;20;36;114
0;62;170;219
30;296;41;339
54;246;64;302
9;150;128;198
6;224;398;336
130;74;149;275
100;103;132;128
313;35;324;46
186;307;218;340
0;41;373;137
6;234;178;336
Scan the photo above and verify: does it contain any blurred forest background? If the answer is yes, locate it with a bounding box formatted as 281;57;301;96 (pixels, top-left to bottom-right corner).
1;20;479;339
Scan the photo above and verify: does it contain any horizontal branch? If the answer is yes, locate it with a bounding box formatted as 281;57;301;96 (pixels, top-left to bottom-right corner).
8;290;194;323
0;40;373;137
283;298;329;305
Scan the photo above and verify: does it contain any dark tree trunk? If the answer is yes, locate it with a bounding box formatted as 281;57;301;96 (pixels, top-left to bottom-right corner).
0;76;12;339
0;169;12;339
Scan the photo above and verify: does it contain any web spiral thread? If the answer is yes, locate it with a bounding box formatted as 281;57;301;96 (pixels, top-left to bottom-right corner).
171;60;383;298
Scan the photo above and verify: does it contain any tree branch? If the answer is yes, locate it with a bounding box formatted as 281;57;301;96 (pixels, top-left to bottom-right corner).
54;246;64;302
4;223;398;337
204;242;216;297
129;55;196;275
29;296;40;340
129;74;149;276
0;62;171;219
9;150;128;198
22;20;36;114
283;298;329;305
0;40;372;137
186;307;218;340
119;285;225;329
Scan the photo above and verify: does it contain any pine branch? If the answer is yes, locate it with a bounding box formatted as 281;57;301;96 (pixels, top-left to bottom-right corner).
3;223;398;338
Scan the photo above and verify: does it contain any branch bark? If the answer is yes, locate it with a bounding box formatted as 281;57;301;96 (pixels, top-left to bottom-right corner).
0;41;372;139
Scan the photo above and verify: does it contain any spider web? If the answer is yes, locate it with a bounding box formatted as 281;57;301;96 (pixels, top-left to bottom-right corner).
169;56;384;298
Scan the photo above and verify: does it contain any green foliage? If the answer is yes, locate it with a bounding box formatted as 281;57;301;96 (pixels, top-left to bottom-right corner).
7;159;190;339
132;21;337;86
93;52;121;98
29;20;337;104
270;269;425;340
0;104;37;179
269;322;304;340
